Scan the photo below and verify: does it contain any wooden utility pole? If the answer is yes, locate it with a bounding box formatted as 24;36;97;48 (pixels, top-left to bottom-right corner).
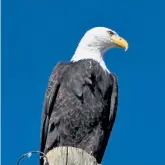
45;147;100;165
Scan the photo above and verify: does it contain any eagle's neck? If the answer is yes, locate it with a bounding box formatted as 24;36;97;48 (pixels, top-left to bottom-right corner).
71;45;110;73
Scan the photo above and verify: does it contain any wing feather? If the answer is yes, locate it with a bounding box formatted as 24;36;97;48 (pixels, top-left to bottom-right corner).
40;62;68;153
109;73;118;129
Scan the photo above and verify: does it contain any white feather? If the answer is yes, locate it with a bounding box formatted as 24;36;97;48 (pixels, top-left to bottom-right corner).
71;27;116;73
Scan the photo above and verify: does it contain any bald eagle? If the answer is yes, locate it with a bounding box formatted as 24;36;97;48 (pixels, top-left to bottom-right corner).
40;27;128;164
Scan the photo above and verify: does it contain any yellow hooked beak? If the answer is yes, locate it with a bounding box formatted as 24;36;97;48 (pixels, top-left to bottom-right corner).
111;35;128;51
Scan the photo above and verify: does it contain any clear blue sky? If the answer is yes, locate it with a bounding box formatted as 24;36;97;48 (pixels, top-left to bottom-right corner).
2;0;165;164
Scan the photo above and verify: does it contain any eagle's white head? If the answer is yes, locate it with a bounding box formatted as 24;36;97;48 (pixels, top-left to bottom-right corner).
71;27;128;72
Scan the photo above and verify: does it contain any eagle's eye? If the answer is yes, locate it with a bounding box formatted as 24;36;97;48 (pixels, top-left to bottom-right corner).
108;31;115;36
